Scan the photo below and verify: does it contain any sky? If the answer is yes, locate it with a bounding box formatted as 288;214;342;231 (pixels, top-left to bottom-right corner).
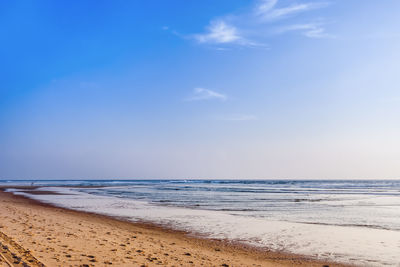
1;0;400;179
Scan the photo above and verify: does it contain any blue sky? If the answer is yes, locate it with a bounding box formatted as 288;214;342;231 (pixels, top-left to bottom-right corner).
1;0;400;179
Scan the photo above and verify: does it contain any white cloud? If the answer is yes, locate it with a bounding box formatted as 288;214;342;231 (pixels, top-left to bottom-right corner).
194;20;241;44
256;1;330;21
255;0;278;16
185;0;332;48
192;20;263;48
186;87;227;101
279;23;334;38
192;20;268;48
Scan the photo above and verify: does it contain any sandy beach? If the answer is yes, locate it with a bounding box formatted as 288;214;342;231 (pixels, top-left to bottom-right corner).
0;188;347;267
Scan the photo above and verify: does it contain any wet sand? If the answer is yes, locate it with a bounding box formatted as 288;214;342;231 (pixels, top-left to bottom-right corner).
0;189;349;267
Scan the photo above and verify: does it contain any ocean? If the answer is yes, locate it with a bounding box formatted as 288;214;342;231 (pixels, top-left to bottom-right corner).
2;179;400;266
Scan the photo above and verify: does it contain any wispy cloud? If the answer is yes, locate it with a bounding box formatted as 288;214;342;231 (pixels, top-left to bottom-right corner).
192;20;263;48
186;87;227;101
256;1;330;21
184;0;332;48
255;0;278;15
194;20;241;44
279;23;334;38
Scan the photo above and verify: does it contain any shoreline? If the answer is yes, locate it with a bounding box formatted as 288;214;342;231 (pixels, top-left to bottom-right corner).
0;188;350;266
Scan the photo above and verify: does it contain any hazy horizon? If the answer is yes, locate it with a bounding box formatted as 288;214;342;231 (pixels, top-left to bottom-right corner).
2;179;400;183
2;0;400;179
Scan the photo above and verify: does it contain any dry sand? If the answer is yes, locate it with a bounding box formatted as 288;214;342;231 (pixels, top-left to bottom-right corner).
0;189;349;267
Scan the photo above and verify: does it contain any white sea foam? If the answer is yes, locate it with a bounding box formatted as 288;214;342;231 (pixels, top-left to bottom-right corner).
9;186;400;266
